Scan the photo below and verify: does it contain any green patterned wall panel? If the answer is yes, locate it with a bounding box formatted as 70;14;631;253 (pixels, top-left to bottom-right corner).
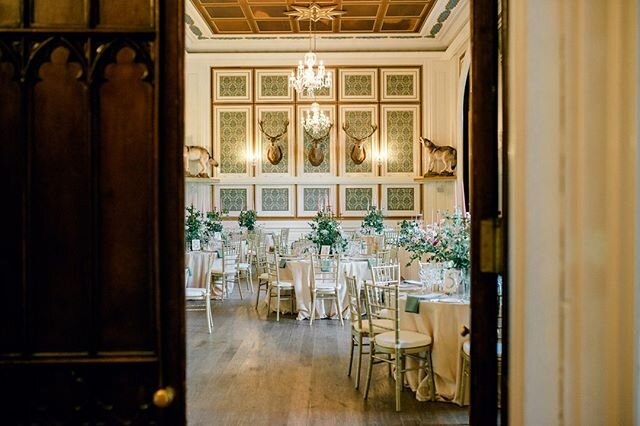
219;75;248;98
313;85;331;97
386;74;414;97
344;74;373;97
345;188;374;211
261;188;289;212
387;187;415;211
303;124;331;174
260;110;289;174
260;75;289;98
220;188;247;212
219;111;248;174
386;110;414;173
343;110;373;174
303;188;330;211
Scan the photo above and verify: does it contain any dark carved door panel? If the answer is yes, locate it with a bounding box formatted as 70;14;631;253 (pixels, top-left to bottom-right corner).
0;1;185;424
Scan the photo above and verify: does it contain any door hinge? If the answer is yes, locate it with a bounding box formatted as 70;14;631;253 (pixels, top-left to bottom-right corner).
479;217;503;274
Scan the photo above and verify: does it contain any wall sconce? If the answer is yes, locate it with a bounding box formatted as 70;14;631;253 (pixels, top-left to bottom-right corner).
247;149;259;176
374;150;387;175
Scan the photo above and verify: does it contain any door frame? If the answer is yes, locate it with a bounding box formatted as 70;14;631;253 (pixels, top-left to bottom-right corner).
469;0;504;424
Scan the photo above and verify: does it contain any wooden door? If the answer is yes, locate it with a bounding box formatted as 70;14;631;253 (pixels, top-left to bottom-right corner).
469;0;505;424
0;1;185;424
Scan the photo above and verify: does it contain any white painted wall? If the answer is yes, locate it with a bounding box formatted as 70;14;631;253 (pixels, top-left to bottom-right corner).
508;0;638;423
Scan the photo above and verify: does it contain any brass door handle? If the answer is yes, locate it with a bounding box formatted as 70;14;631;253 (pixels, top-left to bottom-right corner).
153;386;175;408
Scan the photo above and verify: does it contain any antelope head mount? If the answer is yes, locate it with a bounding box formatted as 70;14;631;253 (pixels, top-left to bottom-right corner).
304;125;333;167
258;119;289;165
342;122;378;165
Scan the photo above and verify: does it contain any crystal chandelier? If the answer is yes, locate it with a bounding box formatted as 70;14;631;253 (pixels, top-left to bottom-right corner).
289;52;331;98
286;3;344;97
302;102;332;136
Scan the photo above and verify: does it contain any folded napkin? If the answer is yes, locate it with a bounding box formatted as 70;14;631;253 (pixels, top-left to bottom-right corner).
279;259;287;268
405;295;421;314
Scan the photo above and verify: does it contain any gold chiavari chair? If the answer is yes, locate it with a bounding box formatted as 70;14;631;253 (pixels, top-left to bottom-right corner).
309;253;343;326
345;274;393;389
363;264;436;411
265;251;295;322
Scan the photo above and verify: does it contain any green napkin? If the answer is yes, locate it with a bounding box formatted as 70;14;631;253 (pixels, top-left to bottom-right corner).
279;259;287;268
405;295;420;314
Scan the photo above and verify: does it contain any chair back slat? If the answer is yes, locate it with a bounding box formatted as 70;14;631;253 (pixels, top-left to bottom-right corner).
344;274;363;330
362;279;399;341
310;253;340;291
266;251;280;283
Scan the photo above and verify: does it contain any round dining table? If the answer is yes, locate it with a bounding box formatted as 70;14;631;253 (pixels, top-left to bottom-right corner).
399;296;470;404
272;257;372;321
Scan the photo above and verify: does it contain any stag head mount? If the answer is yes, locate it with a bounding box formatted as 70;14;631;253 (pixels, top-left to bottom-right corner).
342;122;378;165
258;119;289;165
305;125;333;167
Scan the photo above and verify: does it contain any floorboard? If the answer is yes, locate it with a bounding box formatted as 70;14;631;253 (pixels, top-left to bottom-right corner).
187;290;470;425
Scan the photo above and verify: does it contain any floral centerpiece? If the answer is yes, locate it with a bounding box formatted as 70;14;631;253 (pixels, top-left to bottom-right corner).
399;209;470;295
361;207;385;235
398;209;470;268
307;209;348;253
185;205;203;250
203;208;227;242
238;210;257;231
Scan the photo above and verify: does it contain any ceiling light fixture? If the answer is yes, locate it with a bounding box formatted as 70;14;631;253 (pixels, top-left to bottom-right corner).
286;3;345;97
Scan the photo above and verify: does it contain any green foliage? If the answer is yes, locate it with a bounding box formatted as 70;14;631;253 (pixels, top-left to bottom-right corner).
185;205;203;243
361;207;385;235
203;208;227;242
307;210;348;252
238;210;257;231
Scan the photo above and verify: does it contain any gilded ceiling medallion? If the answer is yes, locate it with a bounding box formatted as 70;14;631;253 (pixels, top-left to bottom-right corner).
285;3;346;22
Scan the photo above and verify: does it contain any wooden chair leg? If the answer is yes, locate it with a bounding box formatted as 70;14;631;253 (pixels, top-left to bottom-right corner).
255;281;262;310
363;348;374;400
348;336;355;377
355;335;363;389
335;290;344;326
395;351;402;412
276;287;281;322
309;292;316;326
236;274;244;300
266;285;271;319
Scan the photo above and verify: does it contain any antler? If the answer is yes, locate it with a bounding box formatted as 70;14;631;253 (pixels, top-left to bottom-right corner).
258;120;289;143
342;122;378;144
304;124;333;144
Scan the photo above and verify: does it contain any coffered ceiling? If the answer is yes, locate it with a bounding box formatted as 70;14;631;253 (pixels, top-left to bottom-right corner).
191;0;437;34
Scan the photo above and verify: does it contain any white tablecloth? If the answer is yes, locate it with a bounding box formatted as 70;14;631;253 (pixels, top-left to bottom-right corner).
186;253;234;300
273;258;371;321
185;251;217;289
399;297;470;403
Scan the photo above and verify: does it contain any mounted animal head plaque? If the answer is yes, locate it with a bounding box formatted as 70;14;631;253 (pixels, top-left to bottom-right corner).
305;125;333;167
419;137;457;177
342;122;378;165
258;119;289;165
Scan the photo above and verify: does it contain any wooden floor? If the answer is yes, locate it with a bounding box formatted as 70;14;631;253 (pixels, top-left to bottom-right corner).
186;290;470;426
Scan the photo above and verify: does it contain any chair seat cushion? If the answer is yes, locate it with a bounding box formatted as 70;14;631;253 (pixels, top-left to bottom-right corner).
185;288;207;298
258;272;269;281
270;280;294;288
314;282;338;290
374;330;432;349
211;267;236;275
353;319;394;335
